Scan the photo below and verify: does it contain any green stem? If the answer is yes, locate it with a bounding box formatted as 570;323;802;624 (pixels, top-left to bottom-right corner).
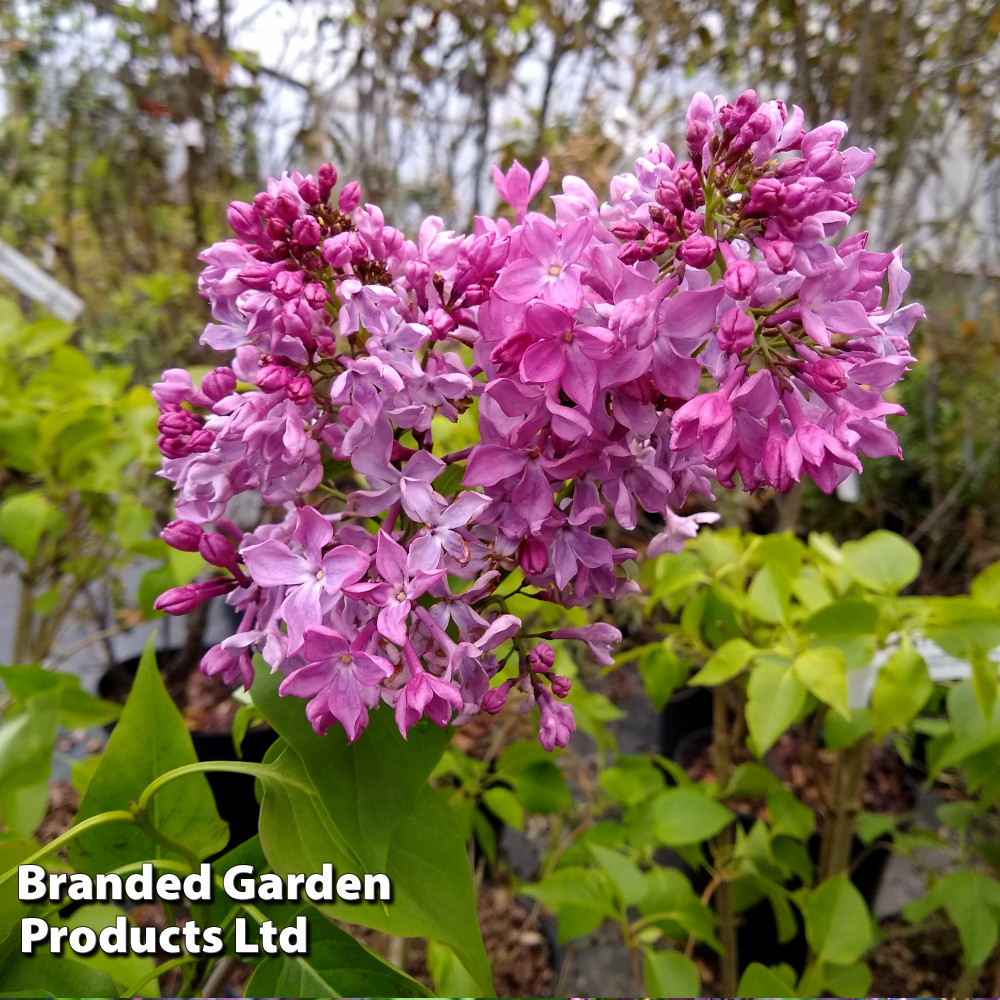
0;809;137;889
136;760;275;813
119;955;197;999
711;681;739;997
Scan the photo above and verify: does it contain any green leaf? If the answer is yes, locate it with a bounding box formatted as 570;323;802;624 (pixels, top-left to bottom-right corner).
933;869;1000;968
0;953;118;998
747;564;792;623
737;960;799;997
823;706;872;749
426;940;480;997
643;948;700;997
0;691;58;837
525;865;617;940
481;786;524;830
690;637;757;686
68;637;228;876
245;904;432;997
0;664;121;729
589;844;646;907
972;560;1000;605
258;743;493;994
793;647;850;719
494;740;572;814
252;655;451;868
819;958;871;997
650;788;734;845
870;640;932;738
0;491;62;563
746;661;808;756
637;640;691;709
598;755;665;807
19;317;74;358
805;874;873;965
802;599;879;669
841;531;920;594
58;904;159;997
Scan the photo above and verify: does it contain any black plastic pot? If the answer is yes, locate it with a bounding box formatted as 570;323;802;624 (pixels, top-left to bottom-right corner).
658;685;714;759
98;648;276;855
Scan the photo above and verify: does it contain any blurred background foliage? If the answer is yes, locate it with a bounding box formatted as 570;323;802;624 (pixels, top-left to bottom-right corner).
2;0;999;590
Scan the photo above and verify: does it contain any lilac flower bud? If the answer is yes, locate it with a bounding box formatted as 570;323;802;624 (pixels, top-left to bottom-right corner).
273;269;304;300
162;519;203;552
303;281;328;309
482;680;511;714
297;177;321;204
723;259;758;299
655;179;683;215
491;330;533;367
678;232;718;269
157;409;201;436
618;242;646;265
644;230;671;255
732;111;773;155
609;220;647;241
186;429;215;453
318;163;338;201
807;144;845;181
681;209;703;235
286;376;313;404
550;675;572;698
237;263;273;289
201;367;237;402
685;119;710;162
717;308;755;353
226;201;263;240
518;536;549;576
257;364;296;392
461;283;490;306
157;434;187;459
154;578;236;616
265;217;287;240
727;89;759;132
322;234;352;268
338;181;362;213
252;192;275;215
274;193;300;223
429;309;456;338
761;239;797;274
748;177;783;214
802;358;847;393
528;640;555;673
292;215;322;247
199;531;240;574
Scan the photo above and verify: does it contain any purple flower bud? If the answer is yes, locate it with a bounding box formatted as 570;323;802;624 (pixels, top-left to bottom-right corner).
257;363;296;392
303;281;328;309
762;239;797;274
237;263;273;289
609;220;647;241
154;578;236;616
199;531;240;573
226;201;263;240
292;215;322;247
678;232;718;269
338;181;361;213
727;89;759;133
717;308;755;353
655;179;684;215
429;309;456;338
519;536;549;576
201;367;237;402
460;283;490;306
274;193;300;223
618;242;647;265
528;640;555;673
644;230;671;255
491;330;533;367
273;269;304;300
550;675;572;698
802;358;847;393
162;520;203;552
157;410;201;436
186;428;215;453
318;163;338;201
482;680;511;714
807;144;845;181
265;217;287;241
723;259;758;299
681;209;703;235
286;376;313;404
298;177;321;204
252;192;275;215
685;120;710;162
157;434;187;459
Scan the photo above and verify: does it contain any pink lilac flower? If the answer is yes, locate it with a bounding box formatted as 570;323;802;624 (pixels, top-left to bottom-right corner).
151;93;920;748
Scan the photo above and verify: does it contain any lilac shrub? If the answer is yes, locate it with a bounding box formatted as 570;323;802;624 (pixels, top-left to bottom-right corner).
152;91;922;749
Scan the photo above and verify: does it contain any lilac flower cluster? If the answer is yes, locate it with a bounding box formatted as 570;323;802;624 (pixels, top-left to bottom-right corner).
152;91;921;749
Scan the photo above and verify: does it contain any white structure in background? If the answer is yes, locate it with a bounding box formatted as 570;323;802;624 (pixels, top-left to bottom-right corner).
0;240;84;322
